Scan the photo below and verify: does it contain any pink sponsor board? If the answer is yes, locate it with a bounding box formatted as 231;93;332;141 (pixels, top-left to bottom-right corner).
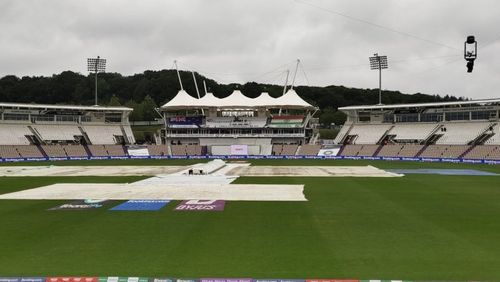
200;279;251;282
174;200;225;211
230;145;248;155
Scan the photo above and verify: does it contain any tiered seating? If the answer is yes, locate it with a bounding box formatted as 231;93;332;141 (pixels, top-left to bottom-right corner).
297;145;321;156
388;123;439;142
347;124;393;144
398;144;424;157
33;125;81;141
269;115;304;128
334;123;352;144
281;144;299;155
62;145;88;157
16;145;44;158
84;125;123;145
272;144;283;155
0;145;21;158
271;144;298;155
88;145;108;157
464;145;496;160
420;145;469;158
104;145;126;156
340;145;363;156
484;146;500;160
147;145;169;156
356;145;379;157
171;145;187;155
0;124;32;145
377;144;404;157
186;145;203;155
41;145;67;157
485;123;500;145
436;122;492;145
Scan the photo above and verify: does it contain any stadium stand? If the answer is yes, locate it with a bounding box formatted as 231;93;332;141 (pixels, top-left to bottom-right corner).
41;145;67;157
335;99;500;160
88;145;109;157
160;89;318;155
16;145;44;158
0;124;32;145
104;145;127;156
398;144;425;157
435;122;492;145
83;125;126;145
296;144;321;156
0;145;21;158
387;123;440;142
147;144;170;156
420;145;470;158
346;124;393;144
485;123;500;145
62;145;88;157
33;125;82;142
272;144;299;155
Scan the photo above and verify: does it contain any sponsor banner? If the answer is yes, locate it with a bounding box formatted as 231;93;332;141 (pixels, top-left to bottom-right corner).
49;199;107;210
46;278;97;282
90;156;110;160
148;279;175;282
230;145;248;155
68;157;90;161
441;158;461;163
110;200;170;211
3;153;500;165
420;157;441;162
175;200;225;211
48;157;69;161
110;156;128;160
201;279;251;282
99;278;149;282
253;279;306;282
306;280;358;282
130;155;150;159
1;278;44;282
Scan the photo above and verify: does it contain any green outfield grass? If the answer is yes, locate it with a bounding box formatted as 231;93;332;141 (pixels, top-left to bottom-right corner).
0;160;499;280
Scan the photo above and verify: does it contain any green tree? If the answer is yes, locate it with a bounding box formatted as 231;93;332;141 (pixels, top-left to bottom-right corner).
108;94;121;106
140;95;158;121
125;100;142;121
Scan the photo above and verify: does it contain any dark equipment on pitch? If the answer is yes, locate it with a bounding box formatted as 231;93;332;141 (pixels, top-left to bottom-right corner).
464;36;477;73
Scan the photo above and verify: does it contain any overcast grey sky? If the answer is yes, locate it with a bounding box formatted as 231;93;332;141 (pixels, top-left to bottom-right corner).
0;0;499;99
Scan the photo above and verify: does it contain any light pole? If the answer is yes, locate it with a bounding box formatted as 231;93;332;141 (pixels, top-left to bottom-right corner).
87;56;106;105
369;53;388;105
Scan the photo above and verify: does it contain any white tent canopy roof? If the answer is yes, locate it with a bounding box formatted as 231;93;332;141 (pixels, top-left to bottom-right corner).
161;89;315;110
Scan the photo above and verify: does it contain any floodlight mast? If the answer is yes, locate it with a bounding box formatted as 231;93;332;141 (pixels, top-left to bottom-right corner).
87;56;106;106
369;54;388;105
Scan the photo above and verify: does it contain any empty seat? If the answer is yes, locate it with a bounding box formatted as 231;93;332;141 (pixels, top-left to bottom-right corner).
297;145;321;156
41;145;67;157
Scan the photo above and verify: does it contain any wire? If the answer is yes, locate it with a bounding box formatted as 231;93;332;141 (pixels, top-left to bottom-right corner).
299;61;310;86
295;0;461;51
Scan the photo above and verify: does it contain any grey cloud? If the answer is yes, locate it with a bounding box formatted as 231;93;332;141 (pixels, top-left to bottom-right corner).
0;0;499;99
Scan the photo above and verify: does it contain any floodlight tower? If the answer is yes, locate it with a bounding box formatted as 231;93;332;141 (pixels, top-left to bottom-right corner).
87;56;107;105
369;53;388;105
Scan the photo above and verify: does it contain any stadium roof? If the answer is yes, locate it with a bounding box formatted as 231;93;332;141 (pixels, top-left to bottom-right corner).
161;89;315;110
338;98;500;111
0;102;132;112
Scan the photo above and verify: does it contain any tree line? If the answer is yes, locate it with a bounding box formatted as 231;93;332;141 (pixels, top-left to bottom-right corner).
0;69;463;124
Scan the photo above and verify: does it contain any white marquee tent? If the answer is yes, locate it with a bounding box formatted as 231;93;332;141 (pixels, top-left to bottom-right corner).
161;89;315;110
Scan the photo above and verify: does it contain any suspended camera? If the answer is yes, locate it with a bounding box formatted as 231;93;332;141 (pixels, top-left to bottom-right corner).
464;35;477;73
